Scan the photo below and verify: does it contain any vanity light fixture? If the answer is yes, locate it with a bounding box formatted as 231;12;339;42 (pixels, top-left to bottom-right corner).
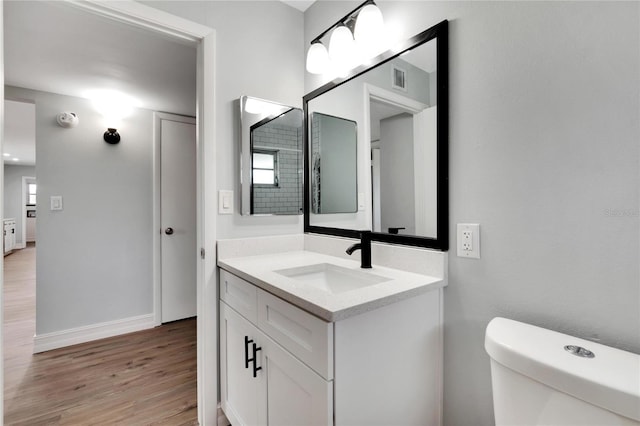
305;0;385;76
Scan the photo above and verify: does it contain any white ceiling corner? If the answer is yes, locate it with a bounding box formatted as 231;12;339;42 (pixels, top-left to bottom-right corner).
280;0;316;12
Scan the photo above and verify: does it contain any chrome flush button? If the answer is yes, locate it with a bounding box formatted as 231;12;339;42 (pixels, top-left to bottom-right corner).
564;345;595;358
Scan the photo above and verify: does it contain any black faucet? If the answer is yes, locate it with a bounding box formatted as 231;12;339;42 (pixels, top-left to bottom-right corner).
345;231;372;269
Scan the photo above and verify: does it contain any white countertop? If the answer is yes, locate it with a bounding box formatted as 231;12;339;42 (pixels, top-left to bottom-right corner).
218;250;446;322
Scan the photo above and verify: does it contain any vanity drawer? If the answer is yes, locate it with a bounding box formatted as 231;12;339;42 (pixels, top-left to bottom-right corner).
219;269;258;325
257;289;333;380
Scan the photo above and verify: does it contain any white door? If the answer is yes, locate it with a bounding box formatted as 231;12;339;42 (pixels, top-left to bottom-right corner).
413;106;437;238
160;115;197;323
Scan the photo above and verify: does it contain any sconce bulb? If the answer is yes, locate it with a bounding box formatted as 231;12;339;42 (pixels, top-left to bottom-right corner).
329;25;357;77
306;42;329;74
103;128;121;144
354;4;386;59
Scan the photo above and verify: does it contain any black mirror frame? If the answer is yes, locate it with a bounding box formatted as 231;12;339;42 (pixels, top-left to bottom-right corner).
303;19;449;250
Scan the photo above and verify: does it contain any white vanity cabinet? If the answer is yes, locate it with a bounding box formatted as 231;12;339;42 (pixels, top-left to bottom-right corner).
219;267;443;426
3;219;16;255
220;270;333;426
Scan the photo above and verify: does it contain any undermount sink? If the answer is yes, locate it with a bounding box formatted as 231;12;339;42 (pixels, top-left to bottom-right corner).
274;263;390;294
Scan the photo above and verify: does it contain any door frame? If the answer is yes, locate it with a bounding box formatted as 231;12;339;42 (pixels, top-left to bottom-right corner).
363;83;427;234
0;2;218;424
153;112;197;325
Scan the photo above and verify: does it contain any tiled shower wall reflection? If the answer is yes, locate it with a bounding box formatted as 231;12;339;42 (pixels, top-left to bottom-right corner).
252;123;303;214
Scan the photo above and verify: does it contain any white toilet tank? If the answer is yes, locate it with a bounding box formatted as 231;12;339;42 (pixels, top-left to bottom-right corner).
485;317;640;425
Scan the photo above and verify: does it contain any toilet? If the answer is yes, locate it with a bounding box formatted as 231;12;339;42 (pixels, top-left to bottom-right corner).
485;317;640;425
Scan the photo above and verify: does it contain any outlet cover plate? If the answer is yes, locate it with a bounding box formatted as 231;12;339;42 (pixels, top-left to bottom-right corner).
457;223;480;258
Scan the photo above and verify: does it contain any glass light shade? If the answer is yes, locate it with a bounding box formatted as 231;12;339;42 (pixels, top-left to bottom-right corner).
87;90;140;127
306;42;329;74
354;4;386;59
329;25;357;77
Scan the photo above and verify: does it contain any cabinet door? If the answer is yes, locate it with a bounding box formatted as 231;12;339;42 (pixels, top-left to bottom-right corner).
221;298;332;426
220;303;261;426
4;226;11;253
10;225;16;250
259;334;333;426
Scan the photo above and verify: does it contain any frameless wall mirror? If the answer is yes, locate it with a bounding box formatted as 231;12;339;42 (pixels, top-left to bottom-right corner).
304;20;448;250
240;96;303;215
311;112;357;214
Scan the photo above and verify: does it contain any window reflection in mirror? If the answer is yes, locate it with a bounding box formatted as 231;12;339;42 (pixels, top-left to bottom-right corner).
240;96;303;216
310;113;357;214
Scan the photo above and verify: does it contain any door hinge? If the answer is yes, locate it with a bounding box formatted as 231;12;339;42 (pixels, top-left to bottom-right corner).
200;248;205;259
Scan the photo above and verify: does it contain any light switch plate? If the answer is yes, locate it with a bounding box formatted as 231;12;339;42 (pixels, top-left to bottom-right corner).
50;195;63;211
218;190;233;215
457;223;480;258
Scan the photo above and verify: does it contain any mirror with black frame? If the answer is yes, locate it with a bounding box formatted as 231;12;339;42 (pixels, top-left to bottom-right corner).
240;96;304;216
304;20;448;250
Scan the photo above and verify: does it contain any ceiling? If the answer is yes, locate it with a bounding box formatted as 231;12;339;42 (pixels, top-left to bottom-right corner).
3;1;198;165
281;1;316;12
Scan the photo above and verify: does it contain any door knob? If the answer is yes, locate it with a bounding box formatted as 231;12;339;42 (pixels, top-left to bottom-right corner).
165;227;174;235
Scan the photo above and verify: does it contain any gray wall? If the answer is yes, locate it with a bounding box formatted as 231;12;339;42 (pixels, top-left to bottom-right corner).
6;86;154;335
3;164;35;246
143;0;305;238
305;2;640;425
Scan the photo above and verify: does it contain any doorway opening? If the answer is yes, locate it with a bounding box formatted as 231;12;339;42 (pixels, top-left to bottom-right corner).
2;1;216;423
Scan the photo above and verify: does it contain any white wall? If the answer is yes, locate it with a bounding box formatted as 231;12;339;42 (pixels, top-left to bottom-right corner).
305;2;640;425
3;164;35;247
143;0;305;239
5;86;155;335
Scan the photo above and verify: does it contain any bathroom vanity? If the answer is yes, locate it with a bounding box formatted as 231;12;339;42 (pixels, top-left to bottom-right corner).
218;240;446;426
220;16;450;426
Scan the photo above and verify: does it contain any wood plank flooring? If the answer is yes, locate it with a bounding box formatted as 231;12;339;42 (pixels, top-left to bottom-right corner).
3;244;198;425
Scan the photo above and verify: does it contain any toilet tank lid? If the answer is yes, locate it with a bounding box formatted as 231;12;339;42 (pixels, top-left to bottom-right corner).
485;317;640;422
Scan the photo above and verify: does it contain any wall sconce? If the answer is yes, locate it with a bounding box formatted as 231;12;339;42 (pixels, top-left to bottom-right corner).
86;90;140;145
103;128;121;144
306;0;386;77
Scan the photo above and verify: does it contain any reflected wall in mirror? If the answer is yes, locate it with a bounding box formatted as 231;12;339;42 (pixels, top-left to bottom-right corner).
304;20;448;250
240;96;303;215
311;112;357;214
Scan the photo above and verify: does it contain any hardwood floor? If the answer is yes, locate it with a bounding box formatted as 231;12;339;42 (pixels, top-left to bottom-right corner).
3;245;198;425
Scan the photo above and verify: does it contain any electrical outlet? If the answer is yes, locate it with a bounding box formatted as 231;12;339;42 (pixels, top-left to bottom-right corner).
462;230;473;251
457;223;480;258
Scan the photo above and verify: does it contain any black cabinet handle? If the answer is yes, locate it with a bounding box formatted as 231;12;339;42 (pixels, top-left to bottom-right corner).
251;343;262;378
244;336;253;369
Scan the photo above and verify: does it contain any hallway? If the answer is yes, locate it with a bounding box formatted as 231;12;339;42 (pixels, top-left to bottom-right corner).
3;245;198;425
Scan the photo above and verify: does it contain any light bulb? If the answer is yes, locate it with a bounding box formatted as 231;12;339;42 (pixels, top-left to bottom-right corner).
306;42;329;74
354;4;386;59
329;25;357;77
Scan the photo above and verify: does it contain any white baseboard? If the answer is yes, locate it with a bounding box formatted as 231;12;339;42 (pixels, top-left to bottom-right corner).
16;242;26;249
33;313;156;353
